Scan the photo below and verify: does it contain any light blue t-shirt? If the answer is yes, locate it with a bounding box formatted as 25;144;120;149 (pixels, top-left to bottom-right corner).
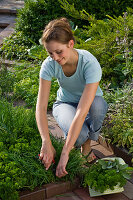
40;49;103;102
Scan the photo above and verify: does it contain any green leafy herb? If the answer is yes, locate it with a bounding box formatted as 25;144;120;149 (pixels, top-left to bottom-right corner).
84;158;133;193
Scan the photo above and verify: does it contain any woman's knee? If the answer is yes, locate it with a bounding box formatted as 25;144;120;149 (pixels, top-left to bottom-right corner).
52;102;76;135
89;96;108;117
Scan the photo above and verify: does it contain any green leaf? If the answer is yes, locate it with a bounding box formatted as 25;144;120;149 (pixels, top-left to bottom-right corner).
122;172;131;180
115;54;124;60
119;164;128;170
112;162;117;167
98;159;108;169
107;165;113;169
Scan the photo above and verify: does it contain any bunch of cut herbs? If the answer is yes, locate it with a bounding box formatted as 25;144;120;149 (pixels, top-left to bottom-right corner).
84;158;133;193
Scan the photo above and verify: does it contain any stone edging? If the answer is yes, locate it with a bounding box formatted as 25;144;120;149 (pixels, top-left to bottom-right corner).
19;178;80;200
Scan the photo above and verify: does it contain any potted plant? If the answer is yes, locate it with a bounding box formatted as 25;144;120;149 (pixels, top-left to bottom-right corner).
84;157;133;197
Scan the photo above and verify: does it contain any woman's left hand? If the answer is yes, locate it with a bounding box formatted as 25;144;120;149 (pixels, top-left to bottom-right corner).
56;151;69;178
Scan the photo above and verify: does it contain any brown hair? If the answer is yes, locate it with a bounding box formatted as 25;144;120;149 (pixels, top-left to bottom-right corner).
41;18;75;45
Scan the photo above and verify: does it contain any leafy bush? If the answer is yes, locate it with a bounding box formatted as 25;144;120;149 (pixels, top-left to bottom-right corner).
15;0;47;44
13;63;40;107
0;62;59;109
0;32;32;61
61;0;133;20
15;0;132;44
73;8;133;87
13;63;58;108
0;34;48;61
1;1;132;88
27;44;47;61
2;6;132;87
102;81;133;154
15;0;66;44
0;64;16;96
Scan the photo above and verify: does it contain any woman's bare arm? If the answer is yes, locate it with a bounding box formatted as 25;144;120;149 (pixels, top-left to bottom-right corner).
56;82;99;177
64;82;99;153
36;78;51;142
36;78;56;170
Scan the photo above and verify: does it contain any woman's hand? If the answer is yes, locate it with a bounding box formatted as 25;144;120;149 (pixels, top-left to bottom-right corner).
56;151;69;178
39;141;56;170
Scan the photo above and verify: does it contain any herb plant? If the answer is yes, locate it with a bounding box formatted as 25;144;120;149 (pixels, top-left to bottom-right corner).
84;158;133;193
0;99;85;200
102;81;133;156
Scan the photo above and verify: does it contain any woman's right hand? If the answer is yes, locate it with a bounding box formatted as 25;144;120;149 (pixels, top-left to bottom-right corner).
39;141;56;170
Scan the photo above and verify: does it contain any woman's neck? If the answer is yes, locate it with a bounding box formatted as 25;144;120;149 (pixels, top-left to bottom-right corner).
65;48;78;67
62;49;79;77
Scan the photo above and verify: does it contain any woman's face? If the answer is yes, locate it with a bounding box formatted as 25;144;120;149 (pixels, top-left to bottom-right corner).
45;40;74;66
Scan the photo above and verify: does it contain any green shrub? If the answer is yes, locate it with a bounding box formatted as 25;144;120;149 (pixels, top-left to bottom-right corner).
0;34;48;61
73;8;133;87
15;0;47;44
16;0;132;44
27;44;47;61
0;64;16;96
15;0;66;44
2;6;132;87
68;0;132;19
13;63;58;108
0;32;31;61
0;62;59;109
102;81;133;154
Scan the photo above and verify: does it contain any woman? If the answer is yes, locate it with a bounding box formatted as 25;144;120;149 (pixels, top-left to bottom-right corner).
35;18;108;178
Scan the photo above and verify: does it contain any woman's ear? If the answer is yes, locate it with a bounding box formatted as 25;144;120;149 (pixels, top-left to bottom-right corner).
67;40;74;48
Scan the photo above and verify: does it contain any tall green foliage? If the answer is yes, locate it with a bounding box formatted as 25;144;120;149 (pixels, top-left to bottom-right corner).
0;62;59;109
15;0;65;44
0;31;32;61
15;0;132;44
1;7;132;87
71;8;133;87
69;0;132;19
102;82;133;154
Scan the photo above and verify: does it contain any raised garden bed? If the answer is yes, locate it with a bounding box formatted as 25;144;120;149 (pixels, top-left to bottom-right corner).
0;99;86;200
